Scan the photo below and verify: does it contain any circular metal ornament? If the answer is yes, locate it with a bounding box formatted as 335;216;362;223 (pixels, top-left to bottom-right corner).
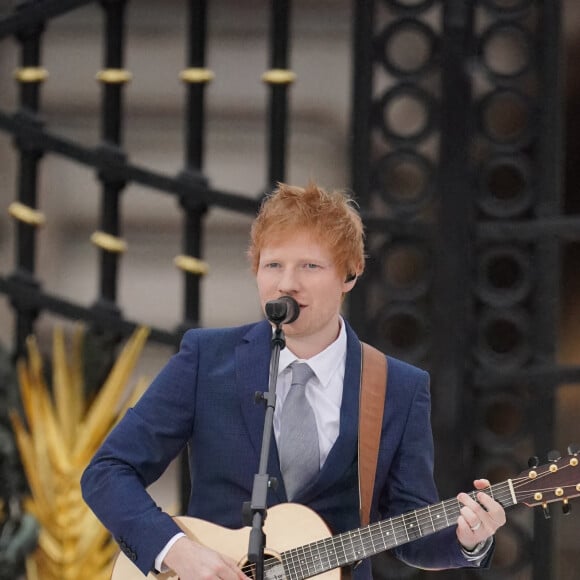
375;18;438;78
477;87;534;150
478;391;527;442
476;245;533;308
476;306;530;370
373;150;434;212
377;304;429;362
477;154;533;218
478;22;532;81
381;241;431;300
374;83;438;145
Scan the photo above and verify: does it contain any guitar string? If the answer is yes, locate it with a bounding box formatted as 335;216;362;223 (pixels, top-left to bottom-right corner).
265;465;578;579
250;467;577;579
239;462;578;578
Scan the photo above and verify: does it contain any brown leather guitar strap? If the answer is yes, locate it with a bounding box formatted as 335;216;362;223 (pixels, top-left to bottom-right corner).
358;342;388;527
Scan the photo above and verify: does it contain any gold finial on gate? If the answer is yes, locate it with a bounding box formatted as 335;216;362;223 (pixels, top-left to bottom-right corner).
174;255;209;276
96;69;133;84
90;231;128;253
179;68;215;84
14;67;49;83
261;69;297;85
8;202;46;226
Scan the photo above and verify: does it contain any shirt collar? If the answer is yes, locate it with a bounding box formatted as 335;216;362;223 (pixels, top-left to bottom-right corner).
278;317;347;388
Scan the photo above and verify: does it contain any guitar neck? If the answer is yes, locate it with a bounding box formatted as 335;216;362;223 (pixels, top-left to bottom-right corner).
275;480;517;580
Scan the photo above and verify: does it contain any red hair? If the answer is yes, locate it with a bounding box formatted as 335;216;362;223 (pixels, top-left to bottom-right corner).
248;182;365;279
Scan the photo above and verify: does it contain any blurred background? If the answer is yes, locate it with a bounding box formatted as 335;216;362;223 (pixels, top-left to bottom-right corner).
0;0;579;578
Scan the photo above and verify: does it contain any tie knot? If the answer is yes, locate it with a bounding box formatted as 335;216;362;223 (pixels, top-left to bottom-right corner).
290;362;314;387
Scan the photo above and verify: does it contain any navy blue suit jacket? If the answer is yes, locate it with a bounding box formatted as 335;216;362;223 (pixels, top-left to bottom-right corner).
81;320;486;577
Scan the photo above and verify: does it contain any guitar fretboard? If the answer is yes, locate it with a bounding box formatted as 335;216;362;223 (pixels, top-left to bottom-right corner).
271;481;516;580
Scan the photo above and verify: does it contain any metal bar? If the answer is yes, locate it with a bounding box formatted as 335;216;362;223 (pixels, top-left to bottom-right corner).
178;0;210;334
11;3;46;357
350;0;374;206
431;0;475;498
0;0;94;40
530;1;564;577
1;108;261;213
184;0;207;171
95;0;129;309
477;217;580;241
474;365;580;386
0;275;181;347
265;0;292;187
348;0;375;333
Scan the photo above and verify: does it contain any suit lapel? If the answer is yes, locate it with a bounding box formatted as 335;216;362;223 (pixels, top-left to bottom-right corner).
236;320;271;454
235;321;285;499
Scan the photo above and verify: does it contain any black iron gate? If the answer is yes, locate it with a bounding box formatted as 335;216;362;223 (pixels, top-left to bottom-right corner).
0;1;579;579
351;1;580;579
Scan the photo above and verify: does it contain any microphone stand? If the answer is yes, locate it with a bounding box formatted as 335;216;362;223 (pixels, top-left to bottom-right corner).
244;323;286;580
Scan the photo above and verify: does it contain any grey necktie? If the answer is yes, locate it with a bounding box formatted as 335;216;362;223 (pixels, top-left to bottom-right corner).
279;362;320;500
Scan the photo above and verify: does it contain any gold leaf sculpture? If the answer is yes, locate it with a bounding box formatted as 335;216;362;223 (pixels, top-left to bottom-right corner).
10;325;150;580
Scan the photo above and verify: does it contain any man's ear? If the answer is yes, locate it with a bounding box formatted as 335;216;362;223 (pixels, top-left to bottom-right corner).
343;273;358;293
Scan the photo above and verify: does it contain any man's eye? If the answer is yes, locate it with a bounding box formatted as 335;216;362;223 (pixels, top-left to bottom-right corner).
304;263;320;269
264;262;281;269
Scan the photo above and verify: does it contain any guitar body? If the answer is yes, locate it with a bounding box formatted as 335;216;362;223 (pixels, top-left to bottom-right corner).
111;503;340;579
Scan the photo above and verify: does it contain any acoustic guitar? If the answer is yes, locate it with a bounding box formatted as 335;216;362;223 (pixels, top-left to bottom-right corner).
111;451;580;580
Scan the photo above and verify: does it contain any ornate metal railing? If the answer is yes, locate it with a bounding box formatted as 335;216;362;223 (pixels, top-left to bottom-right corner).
1;1;578;579
351;1;580;579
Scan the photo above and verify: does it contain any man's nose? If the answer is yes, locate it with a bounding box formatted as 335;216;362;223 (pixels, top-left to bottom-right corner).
277;267;299;294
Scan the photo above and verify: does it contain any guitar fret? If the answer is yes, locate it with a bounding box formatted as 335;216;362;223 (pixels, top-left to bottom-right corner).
416;506;434;536
375;522;388;551
352;529;363;562
332;533;344;567
286;544;310;579
318;537;333;573
339;532;354;567
281;551;298;580
355;528;366;560
301;544;319;578
386;516;396;546
430;502;447;532
310;540;324;577
403;511;422;542
426;505;436;534
366;527;378;554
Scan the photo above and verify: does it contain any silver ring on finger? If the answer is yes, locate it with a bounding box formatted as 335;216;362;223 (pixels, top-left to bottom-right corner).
470;521;482;532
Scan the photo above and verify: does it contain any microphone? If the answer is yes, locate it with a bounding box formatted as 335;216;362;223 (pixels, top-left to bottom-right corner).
265;296;300;325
